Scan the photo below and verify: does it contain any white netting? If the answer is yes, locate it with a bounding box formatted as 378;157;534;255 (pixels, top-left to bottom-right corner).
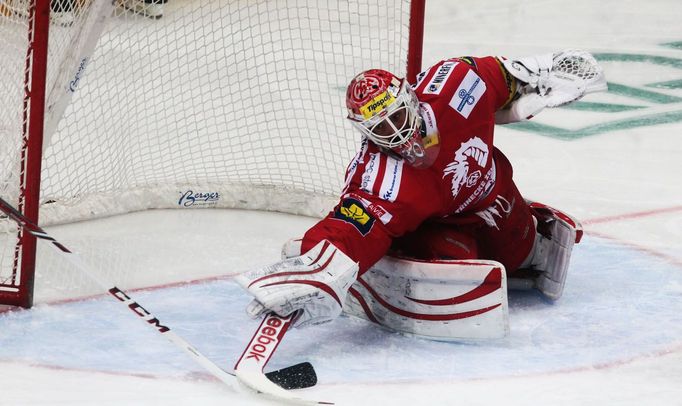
553;49;605;84
544;49;608;107
39;0;413;223
1;0;118;302
1;0;415;302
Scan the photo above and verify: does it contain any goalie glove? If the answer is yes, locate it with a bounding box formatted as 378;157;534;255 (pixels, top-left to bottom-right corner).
235;240;359;328
502;52;555;93
496;49;607;123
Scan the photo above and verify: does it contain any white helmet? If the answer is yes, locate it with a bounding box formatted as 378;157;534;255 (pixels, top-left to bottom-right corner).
346;69;438;168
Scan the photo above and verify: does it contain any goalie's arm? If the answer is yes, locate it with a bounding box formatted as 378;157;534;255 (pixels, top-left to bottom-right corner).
235;189;436;329
235;144;443;328
299;185;440;275
301;210;393;274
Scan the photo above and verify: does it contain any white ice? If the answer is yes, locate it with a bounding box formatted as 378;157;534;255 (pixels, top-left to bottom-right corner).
2;0;682;405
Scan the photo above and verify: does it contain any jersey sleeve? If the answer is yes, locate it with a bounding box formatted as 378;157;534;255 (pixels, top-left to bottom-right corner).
301;142;442;274
471;56;517;110
415;56;516;117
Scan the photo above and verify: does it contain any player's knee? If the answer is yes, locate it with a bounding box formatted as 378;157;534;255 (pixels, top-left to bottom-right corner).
393;226;478;260
427;230;478;260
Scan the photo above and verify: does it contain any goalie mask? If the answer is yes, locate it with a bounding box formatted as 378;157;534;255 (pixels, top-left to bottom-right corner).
346;69;439;168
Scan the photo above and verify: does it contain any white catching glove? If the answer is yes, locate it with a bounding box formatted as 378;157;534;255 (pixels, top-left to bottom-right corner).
501;52;554;93
235;240;359;328
496;49;607;124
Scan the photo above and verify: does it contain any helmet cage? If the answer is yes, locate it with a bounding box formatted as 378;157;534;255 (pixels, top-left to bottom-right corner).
348;79;421;150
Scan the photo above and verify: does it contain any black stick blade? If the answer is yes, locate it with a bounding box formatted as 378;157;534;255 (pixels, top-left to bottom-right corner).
265;362;317;390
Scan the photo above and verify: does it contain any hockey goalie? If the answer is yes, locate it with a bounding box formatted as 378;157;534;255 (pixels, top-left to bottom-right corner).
236;50;606;341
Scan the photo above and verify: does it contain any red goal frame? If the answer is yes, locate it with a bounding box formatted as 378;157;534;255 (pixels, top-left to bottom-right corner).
0;0;50;308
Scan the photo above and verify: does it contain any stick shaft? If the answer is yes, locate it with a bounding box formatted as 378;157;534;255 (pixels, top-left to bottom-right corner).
1;197;319;396
0;197;239;390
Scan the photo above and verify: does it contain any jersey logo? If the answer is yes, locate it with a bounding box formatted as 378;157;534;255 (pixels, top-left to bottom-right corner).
475;195;513;230
359;91;395;119
443;136;489;198
347;193;394;225
379;156;403;202
466;170;481;187
448;70;486;119
360;152;381;194
423;61;458;95
334;198;376;235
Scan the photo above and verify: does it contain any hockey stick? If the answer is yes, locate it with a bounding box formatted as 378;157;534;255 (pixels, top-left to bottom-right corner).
234;311;333;405
0;197;316;391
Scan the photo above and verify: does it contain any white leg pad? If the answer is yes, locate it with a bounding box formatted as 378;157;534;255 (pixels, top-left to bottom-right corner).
533;219;577;300
344;256;509;341
522;201;582;300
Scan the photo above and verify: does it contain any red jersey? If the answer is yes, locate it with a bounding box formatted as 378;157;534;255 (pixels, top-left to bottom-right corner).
303;56;516;273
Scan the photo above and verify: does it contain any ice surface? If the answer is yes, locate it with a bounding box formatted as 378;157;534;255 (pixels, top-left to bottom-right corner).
2;0;682;405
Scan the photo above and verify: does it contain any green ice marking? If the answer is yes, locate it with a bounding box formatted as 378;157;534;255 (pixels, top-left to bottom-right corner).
646;79;682;90
661;41;682;50
561;101;645;112
593;52;682;69
507;110;682;140
606;83;682;103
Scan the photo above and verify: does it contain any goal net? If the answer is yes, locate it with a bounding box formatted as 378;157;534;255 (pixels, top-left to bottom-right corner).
0;0;423;306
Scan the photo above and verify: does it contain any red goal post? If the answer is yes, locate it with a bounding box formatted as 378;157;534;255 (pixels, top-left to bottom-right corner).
0;0;425;308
